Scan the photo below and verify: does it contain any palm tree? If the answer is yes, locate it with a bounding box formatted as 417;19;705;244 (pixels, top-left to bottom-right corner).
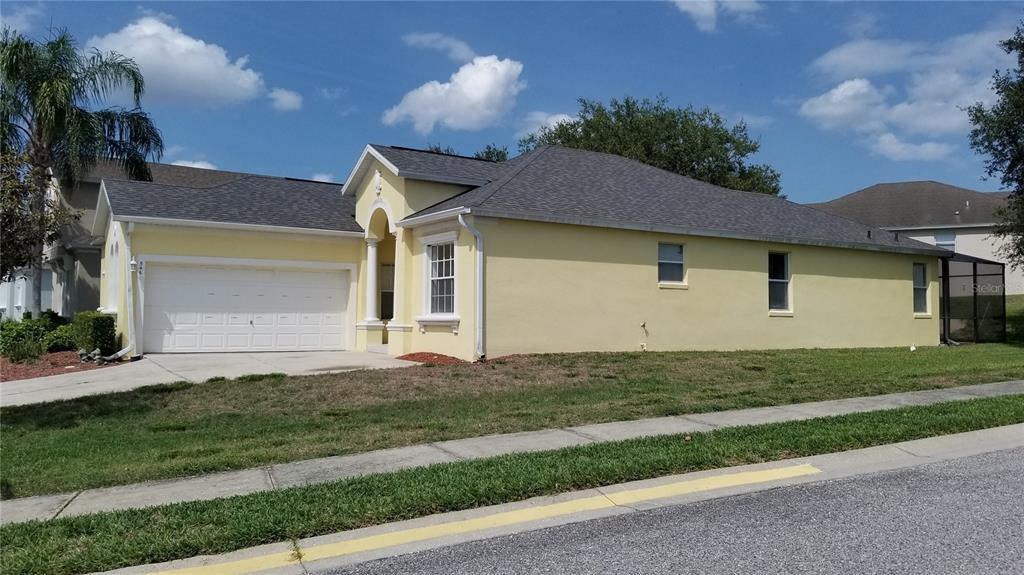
1;27;163;316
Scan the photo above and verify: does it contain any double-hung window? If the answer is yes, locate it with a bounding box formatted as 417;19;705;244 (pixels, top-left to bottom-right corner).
768;252;789;311
912;263;928;314
428;242;455;314
658;243;684;283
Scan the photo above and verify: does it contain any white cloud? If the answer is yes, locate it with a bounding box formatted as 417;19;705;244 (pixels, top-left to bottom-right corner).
269;88;303;111
171;160;218;170
518;111;574;137
88;16;265;106
672;0;763;33
844;11;880;39
403;33;477;63
799;21;1013;162
319;87;346;100
311;173;335;183
383;55;525;134
870;133;953;162
2;2;44;32
799;78;887;132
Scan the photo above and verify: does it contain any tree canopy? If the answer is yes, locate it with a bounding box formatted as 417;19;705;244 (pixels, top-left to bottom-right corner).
518;96;782;196
967;22;1024;269
1;27;163;313
0;153;77;282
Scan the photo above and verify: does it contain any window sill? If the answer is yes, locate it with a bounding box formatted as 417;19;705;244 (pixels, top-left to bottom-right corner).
913;313;933;319
768;310;794;317
415;315;461;333
658;281;689;290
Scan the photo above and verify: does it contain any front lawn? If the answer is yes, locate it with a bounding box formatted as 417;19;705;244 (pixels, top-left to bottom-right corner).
3;395;1022;575
1008;294;1024;343
2;345;1023;498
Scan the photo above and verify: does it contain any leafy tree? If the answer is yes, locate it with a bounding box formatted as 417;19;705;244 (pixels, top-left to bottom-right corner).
967;22;1024;269
426;143;458;155
519;95;782;196
473;143;508;162
0;152;78;282
1;28;163;315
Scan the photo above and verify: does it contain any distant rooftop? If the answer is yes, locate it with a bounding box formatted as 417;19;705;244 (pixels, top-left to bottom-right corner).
808;181;1006;229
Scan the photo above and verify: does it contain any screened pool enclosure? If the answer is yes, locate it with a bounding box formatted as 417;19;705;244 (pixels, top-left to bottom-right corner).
940;253;1007;344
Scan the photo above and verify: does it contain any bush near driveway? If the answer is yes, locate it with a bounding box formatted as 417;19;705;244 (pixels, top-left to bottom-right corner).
70;311;117;355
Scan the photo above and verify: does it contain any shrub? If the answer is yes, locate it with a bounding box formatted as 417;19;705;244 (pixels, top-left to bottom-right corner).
44;324;77;352
36;310;68;332
72;312;117;356
0;320;47;359
5;338;44;362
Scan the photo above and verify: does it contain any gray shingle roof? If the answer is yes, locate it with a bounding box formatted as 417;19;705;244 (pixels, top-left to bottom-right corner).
407;145;946;256
807;181;1006;229
84;160;249;188
369;145;511;185
103;175;361;233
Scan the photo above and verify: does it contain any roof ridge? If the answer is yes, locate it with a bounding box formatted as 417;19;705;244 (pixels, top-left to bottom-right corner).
377;144;500;163
465;145;552;208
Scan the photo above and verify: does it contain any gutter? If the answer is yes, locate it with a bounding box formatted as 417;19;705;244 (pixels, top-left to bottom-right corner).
458;214;485;360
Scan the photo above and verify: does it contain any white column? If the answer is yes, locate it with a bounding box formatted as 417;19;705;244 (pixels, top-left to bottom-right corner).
365;239;380;322
391;230;405;324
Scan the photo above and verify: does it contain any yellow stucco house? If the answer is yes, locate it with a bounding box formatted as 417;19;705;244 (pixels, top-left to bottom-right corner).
94;144;949;361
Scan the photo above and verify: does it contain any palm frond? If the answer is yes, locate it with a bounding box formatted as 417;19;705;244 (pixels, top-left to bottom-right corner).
94;107;163;181
80;49;144;106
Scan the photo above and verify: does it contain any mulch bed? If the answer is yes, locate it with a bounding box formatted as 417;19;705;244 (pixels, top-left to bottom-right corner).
0;351;115;382
396;352;468;365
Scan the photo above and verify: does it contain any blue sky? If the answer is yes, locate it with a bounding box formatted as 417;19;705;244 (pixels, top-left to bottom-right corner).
2;1;1019;202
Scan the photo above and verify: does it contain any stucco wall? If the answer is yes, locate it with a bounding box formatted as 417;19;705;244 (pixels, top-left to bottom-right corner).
900;227;1024;295
479;218;941;357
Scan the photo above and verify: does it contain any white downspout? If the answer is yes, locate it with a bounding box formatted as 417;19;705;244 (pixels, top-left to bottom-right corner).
458;214;485;360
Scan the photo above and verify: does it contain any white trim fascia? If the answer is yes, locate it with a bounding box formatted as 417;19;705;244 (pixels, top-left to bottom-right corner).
115;215;364;238
467;207;950;258
341;145;401;195
137;254;357;271
386;323;414;332
416;230;460;246
401;172;488;187
92;182;112;236
399;207;470;228
883;224;995;231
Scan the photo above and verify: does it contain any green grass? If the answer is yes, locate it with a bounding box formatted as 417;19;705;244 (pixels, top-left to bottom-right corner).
2;395;1022;575
2;345;1023;498
1008;294;1024;343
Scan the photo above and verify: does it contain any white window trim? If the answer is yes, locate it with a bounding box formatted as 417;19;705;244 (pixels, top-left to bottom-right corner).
417;232;460;330
657;243;687;288
913;262;930;317
768;252;792;314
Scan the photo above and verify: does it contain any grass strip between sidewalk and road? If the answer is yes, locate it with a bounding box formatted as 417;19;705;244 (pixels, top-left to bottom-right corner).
2;394;1023;575
4;345;1024;499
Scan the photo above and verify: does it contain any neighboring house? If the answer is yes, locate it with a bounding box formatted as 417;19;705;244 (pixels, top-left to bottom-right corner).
0;161;250;319
808;182;1022;295
94;144;948;360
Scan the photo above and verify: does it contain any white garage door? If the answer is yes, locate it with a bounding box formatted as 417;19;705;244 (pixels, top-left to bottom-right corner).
144;264;349;353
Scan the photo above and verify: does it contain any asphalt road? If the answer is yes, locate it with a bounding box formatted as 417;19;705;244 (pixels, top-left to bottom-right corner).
325;447;1024;575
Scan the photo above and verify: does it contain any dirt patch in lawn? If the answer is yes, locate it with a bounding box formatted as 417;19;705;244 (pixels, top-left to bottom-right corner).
0;351;116;382
397;352;467;365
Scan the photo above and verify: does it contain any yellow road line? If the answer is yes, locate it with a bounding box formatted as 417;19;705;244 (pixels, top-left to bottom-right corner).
153;463;821;575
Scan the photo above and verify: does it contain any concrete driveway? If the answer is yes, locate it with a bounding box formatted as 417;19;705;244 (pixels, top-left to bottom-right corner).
0;351;416;407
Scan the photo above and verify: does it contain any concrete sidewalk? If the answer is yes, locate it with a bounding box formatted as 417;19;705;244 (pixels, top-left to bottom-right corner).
0;351;416;407
105;424;1024;575
2;379;1022;525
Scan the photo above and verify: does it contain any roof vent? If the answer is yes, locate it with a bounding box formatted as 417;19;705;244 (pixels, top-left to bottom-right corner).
867;230;872;239
965;200;970;209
